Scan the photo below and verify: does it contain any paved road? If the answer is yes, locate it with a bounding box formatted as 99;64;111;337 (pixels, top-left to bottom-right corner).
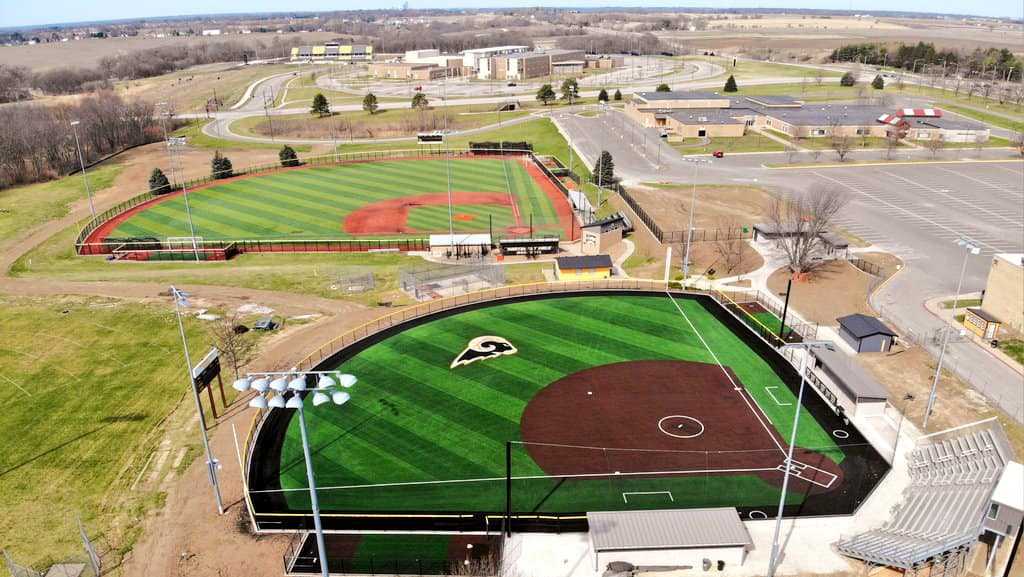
552;107;1024;422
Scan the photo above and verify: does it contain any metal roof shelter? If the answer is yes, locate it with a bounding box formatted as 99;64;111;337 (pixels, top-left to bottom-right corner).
556;254;613;270
837;314;897;339
588;508;751;551
811;346;889;403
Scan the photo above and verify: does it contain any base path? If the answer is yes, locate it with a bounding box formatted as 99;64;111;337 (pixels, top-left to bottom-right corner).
343;192;513;235
520;360;843;495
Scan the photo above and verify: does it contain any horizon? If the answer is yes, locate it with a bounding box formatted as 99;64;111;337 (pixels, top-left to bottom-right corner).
2;2;1022;31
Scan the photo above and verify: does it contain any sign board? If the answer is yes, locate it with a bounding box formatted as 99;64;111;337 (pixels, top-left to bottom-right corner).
192;347;221;388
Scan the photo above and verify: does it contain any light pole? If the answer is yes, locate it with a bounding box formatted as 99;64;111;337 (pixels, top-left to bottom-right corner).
167;137;200;261
235;370;357;577
923;238;980;430
170;286;224;515
69;120;96;218
766;340;835;577
681;158;711;281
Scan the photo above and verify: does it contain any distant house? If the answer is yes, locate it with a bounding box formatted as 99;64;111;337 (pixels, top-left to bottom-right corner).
555;255;613;280
836;314;897;353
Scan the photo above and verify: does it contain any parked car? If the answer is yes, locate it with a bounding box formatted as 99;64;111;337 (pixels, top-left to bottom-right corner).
507;82;517;87
712;150;725;158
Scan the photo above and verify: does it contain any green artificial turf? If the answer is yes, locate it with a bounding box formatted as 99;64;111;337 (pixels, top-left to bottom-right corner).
110;158;563;240
279;294;838;513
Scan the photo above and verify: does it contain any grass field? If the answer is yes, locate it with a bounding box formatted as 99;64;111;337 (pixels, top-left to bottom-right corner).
671;132;787;154
107;157;565;241
273;294;842;514
0;296;214;568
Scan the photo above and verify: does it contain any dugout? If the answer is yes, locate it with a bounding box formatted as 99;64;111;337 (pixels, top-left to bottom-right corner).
429;234;492;259
587;509;751;572
555;254;613;280
810;346;889;418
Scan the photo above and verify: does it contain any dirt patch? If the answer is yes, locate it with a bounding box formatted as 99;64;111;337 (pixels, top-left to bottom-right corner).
520;360;843;495
766;260;879;326
343;192;512;235
453;213;475;222
629;184;773;232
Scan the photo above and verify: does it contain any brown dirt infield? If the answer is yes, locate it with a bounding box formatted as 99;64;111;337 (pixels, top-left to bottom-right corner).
519;360;843;495
343;192;512;235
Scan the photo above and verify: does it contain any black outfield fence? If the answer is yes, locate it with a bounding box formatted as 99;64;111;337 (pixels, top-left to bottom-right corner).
243;282;888;535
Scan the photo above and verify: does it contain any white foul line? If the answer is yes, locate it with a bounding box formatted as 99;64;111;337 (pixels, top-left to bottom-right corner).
664;292;786;456
764;386;792;406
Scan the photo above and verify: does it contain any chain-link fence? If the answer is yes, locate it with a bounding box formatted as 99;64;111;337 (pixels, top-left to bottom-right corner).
400;262;506;301
3;517;102;577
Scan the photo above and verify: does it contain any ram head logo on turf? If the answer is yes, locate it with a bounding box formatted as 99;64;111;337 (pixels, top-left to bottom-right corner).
451;336;517;369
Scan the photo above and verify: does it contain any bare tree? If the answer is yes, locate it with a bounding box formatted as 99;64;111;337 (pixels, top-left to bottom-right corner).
1014;132;1024;158
923;133;945;158
973;133;985;158
813;70;824;86
785;143;799;163
767;187;848;275
712;216;747;274
884;130;901;160
830;134;853;162
207;312;258;379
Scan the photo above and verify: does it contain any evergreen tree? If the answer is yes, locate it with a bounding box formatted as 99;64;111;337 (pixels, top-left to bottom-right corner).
279;145;300;167
411;92;429;109
211;151;233;179
723;75;738;92
311;93;330;117
656;83;671;92
362;92;379;114
597;88;609;103
840;72;857;87
560;78;579;104
871;74;885;89
593;150;615;185
536;83;556;106
149;167;171;194
613;89;622;101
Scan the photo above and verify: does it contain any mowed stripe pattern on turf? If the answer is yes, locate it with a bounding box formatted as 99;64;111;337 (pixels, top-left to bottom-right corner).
111;158;563;240
279;295;839;511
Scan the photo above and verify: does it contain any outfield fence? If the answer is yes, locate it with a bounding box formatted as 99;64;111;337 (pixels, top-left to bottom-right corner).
74;148;569;257
241;281;887;534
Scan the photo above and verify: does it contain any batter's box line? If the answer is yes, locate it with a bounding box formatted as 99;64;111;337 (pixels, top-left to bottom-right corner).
764;386;792;406
622;491;674;504
776;459;838;489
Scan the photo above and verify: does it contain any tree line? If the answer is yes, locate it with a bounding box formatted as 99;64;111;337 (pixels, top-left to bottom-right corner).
830;42;1022;81
0;91;162;189
0;37;294;102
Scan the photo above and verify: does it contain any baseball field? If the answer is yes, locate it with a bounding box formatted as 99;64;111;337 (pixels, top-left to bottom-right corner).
95;156;572;243
248;292;887;526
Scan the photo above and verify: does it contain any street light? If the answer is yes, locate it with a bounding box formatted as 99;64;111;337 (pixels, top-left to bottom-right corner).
235;369;357;577
170;286;224;515
69;120;96;218
766;340;835;577
681;157;712;282
166;137;200;261
923;238;981;430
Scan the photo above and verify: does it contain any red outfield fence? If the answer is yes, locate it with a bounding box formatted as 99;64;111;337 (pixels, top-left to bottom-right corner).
74;148;574;258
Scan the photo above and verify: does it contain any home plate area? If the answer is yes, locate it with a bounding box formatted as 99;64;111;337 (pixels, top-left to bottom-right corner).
519;359;845;496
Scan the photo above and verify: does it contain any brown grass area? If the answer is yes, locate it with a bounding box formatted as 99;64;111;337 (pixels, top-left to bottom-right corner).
766;259;878;325
630;183;772;232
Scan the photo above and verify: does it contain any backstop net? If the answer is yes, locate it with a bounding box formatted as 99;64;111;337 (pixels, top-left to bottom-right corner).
400;262;506;301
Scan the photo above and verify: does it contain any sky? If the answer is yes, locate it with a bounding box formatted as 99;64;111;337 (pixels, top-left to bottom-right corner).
0;0;1020;29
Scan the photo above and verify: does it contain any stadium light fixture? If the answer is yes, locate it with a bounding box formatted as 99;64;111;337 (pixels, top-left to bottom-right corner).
238;369;357;577
924;238;980;430
767;339;834;577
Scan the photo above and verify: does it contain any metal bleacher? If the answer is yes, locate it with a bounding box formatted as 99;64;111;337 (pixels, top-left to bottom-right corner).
835;420;1013;571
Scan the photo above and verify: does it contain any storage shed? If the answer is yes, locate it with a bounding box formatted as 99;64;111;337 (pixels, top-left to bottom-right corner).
964;308;1002;341
555;254;614;280
836;314;897;353
588;508;752;572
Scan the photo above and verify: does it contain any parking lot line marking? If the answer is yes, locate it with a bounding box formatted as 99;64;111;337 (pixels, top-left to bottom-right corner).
769;159;1024;170
813;172;1001;252
936;167;1024;199
879;170;1023;228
